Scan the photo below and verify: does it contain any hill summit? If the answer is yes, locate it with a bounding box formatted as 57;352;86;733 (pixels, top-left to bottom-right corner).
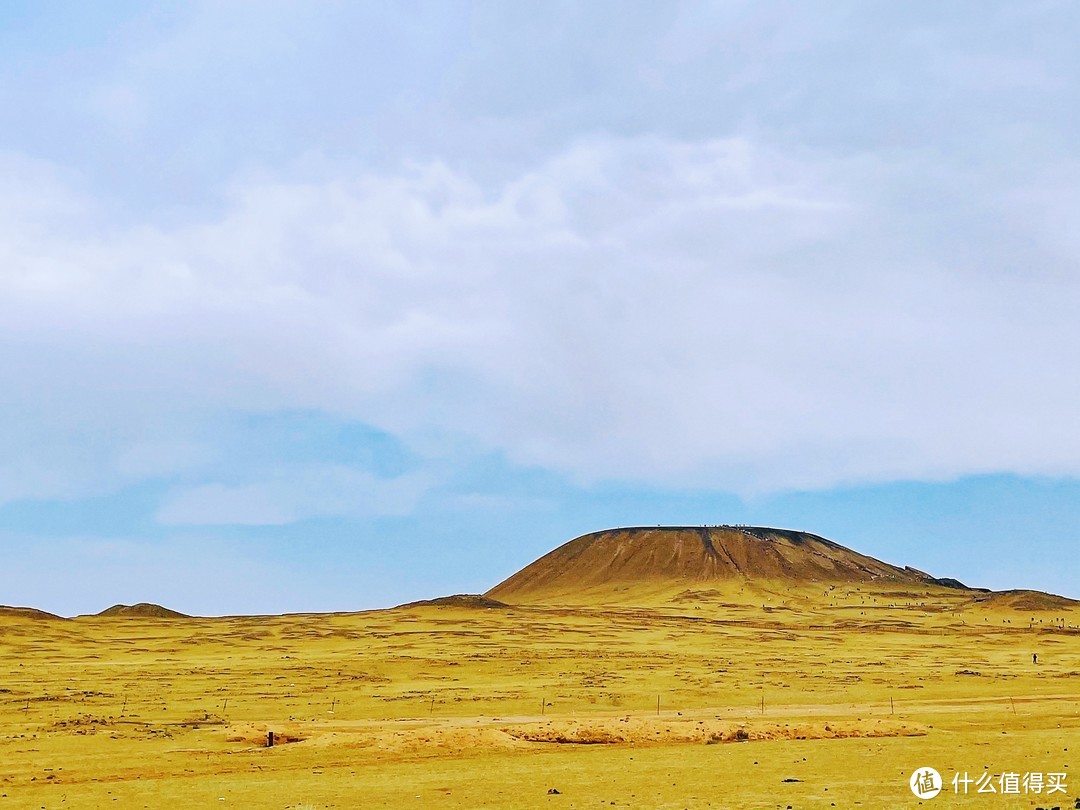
95;603;189;618
486;526;968;603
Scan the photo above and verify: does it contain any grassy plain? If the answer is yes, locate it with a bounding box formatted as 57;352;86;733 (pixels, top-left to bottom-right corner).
2;582;1079;809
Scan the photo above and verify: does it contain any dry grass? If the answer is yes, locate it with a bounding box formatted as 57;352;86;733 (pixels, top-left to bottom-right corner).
2;581;1079;808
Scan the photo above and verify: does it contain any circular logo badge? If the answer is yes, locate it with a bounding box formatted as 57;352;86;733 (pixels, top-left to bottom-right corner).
910;767;942;799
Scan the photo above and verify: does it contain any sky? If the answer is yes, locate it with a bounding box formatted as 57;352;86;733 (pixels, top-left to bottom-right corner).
2;1;1080;616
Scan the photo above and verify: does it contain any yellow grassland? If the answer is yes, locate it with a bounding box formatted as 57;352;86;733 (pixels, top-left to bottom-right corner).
2;581;1079;809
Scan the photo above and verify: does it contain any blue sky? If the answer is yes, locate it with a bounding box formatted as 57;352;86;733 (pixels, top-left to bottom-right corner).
2;2;1079;615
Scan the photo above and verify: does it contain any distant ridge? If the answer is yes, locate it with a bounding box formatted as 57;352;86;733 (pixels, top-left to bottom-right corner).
95;603;189;618
974;590;1078;612
0;605;65;620
487;525;970;603
398;594;509;610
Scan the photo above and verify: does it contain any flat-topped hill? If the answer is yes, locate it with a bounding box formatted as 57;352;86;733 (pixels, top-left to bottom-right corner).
94;603;189;619
486;525;968;603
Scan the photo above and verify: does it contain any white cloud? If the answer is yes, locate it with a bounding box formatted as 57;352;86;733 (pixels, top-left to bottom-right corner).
1;132;1079;501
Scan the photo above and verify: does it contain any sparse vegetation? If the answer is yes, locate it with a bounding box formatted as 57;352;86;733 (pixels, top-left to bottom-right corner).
2;528;1078;807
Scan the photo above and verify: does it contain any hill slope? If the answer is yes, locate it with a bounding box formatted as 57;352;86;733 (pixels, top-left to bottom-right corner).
486;525;965;603
95;603;189;618
397;594;510;610
972;589;1078;612
0;605;65;620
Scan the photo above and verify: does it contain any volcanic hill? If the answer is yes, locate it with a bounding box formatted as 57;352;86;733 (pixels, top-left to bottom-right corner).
94;603;189;619
486;525;970;604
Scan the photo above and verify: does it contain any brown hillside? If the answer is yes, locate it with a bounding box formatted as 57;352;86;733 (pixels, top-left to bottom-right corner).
486;526;962;603
0;605;65;620
95;603;189;619
397;594;510;610
972;590;1078;612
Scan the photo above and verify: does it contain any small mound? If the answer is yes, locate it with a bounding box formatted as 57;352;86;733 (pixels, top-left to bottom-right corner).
977;590;1078;612
0;605;65;620
96;603;189;618
398;594;509;610
225;723;308;746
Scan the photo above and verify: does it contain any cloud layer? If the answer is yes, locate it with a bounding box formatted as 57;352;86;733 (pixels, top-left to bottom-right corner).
4;3;1080;614
2;130;1079;505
